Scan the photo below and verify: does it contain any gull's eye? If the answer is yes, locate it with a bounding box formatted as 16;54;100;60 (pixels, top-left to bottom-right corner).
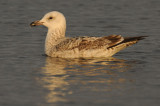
48;17;53;20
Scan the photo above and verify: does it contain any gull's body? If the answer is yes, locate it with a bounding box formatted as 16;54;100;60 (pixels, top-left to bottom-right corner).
30;11;146;58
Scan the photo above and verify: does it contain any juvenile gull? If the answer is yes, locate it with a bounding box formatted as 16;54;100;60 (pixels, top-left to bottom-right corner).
30;11;146;58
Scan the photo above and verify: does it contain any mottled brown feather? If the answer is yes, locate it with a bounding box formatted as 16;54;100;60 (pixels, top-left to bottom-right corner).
55;35;124;51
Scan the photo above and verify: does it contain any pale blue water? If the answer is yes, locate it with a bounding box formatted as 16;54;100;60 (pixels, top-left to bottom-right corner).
0;0;160;106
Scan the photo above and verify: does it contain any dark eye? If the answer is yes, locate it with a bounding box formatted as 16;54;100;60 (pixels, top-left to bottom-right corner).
49;17;53;20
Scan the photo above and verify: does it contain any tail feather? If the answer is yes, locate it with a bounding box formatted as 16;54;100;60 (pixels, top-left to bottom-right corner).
122;36;147;43
108;36;147;49
106;36;147;57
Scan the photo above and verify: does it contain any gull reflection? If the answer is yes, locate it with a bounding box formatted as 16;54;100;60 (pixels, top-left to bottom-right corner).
36;57;134;103
38;57;71;103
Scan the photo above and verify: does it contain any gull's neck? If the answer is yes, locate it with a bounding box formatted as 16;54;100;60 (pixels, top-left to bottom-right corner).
45;25;66;55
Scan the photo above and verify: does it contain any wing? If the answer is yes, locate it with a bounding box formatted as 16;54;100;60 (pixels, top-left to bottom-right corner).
107;36;147;49
55;35;124;51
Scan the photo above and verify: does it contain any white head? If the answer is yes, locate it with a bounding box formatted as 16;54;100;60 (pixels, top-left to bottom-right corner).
30;11;66;36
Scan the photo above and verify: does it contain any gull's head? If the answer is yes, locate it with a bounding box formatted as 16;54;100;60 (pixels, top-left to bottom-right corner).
30;11;66;30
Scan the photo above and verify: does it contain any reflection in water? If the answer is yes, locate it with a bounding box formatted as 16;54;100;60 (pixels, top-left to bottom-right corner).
36;57;135;103
36;58;71;103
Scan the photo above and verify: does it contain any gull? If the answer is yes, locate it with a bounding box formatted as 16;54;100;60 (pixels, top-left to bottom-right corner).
30;11;146;58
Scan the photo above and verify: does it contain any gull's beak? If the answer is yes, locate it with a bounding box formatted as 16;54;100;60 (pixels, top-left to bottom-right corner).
30;20;44;27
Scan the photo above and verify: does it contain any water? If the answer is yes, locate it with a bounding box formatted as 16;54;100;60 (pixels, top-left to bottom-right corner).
0;0;160;106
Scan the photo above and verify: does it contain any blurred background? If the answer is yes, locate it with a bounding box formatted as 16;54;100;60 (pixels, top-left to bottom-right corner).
0;0;160;106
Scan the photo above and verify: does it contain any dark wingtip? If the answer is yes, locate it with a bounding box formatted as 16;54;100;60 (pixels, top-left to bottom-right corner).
136;36;148;40
107;35;148;49
124;36;148;41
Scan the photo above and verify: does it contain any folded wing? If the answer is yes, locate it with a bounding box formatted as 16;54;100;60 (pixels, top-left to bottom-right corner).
55;35;124;51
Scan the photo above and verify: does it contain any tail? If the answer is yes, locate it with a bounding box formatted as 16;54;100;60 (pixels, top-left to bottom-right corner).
106;36;147;56
108;36;147;49
121;36;147;45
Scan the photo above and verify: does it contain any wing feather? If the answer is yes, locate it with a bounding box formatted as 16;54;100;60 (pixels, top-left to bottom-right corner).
55;35;124;51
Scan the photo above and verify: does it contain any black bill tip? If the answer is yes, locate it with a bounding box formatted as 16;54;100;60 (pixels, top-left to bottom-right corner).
30;22;36;27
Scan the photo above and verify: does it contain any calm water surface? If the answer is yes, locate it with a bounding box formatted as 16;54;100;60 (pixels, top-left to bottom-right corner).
0;0;160;106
